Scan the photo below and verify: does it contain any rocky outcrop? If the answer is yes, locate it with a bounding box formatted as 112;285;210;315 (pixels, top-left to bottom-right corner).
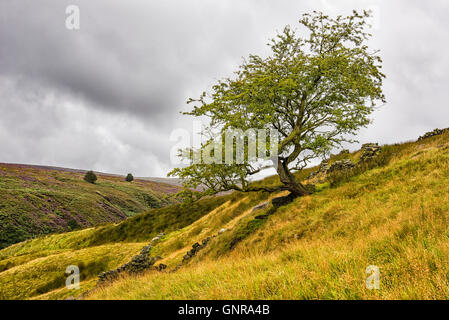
97;232;165;284
308;143;382;181
327;159;355;173
308;160;330;180
360;143;381;162
418;128;449;141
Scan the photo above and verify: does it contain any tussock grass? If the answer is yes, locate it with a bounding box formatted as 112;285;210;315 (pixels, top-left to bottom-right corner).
0;242;144;300
0;193;238;299
86;132;449;300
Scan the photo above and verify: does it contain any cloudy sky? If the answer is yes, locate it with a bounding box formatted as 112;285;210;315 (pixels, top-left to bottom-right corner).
1;0;448;177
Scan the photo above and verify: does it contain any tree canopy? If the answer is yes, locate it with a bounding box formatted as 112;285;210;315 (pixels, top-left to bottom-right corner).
169;10;385;199
84;170;97;184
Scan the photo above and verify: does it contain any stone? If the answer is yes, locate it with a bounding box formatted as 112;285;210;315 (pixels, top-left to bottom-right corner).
326;159;355;173
251;202;269;213
418;128;449;141
181;236;212;264
155;264;167;271
97;238;160;284
218;228;227;235
318;160;330;173
192;242;200;249
150;232;166;243
360;143;381;162
307;160;330;180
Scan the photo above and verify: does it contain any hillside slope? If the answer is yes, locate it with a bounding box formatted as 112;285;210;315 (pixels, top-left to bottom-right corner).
0;163;181;249
1;129;449;300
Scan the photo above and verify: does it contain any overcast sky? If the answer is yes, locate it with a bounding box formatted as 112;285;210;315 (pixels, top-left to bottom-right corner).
1;0;448;177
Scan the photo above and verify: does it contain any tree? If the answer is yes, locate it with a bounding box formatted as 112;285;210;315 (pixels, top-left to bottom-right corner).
84;170;97;184
169;10;385;199
126;173;134;182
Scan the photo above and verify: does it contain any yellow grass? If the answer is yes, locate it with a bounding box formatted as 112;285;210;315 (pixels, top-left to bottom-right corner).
86;134;449;300
2;132;449;300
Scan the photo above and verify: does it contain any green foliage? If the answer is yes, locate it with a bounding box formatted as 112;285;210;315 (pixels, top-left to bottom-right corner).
126;173;134;182
170;10;386;198
84;171;97;184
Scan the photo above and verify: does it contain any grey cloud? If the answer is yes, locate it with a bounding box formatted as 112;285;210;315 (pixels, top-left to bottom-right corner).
1;0;449;176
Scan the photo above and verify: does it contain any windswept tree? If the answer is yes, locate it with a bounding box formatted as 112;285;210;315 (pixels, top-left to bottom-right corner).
169;10;385;198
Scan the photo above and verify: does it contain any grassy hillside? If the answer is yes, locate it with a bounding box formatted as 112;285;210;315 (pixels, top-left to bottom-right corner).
1;130;449;300
0;163;180;249
0;195;236;299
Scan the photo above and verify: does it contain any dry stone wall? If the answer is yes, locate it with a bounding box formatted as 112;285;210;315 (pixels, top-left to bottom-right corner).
418;128;449;141
97;232;166;284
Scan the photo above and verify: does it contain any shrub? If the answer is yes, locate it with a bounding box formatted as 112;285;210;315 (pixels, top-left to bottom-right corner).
125;173;134;182
84;171;97;184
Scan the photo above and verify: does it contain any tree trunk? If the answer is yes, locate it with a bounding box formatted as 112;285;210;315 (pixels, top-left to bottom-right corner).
276;159;312;197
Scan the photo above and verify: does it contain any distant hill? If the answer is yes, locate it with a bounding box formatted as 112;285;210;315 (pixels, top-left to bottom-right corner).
0;163;181;249
138;177;183;187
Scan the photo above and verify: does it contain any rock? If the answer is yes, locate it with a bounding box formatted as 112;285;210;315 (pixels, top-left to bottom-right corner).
140;245;151;255
360;143;381;162
181;237;212;263
97;239;160;284
218;228;227;235
192;242;200;249
307;160;330;180
202;237;211;246
155;264;167;271
327;159;355;173
150;232;166;243
251;202;269;213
